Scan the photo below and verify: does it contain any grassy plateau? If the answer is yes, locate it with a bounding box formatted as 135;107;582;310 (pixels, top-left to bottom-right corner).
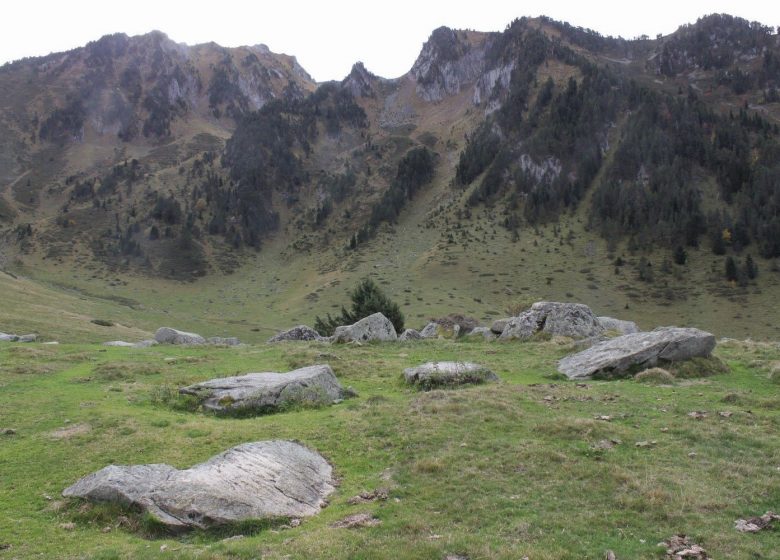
0;336;778;559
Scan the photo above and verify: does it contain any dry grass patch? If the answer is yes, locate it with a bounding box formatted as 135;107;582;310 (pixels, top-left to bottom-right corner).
635;367;676;384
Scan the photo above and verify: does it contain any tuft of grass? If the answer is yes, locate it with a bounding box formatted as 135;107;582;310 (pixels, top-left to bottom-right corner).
92;362;160;381
668;356;730;379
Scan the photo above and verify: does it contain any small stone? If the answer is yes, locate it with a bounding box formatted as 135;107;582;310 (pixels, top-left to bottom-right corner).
331;512;381;528
688;411;707;420
59;522;76;531
718;411;733;418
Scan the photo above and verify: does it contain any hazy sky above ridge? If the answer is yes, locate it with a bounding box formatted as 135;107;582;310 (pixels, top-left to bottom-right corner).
3;0;779;81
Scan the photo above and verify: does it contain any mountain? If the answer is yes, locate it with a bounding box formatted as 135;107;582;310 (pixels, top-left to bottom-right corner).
1;14;779;340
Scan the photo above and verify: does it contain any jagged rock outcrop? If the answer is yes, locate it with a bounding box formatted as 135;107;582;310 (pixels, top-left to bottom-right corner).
154;327;206;345
598;316;640;335
557;327;717;380
500;302;604;341
179;365;346;414
268;325;323;343
341;62;376;98
411;27;485;101
332;313;397;343
62;440;336;530
404;361;499;389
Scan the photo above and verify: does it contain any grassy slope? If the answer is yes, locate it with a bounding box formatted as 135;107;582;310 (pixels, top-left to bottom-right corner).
0;338;778;559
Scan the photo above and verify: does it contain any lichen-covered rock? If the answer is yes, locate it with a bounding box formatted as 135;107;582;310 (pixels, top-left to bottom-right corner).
154;327;205;345
557;327;716;380
179;364;346;414
598;316;640;335
499;302;604;341
399;329;423;341
332;313;397;343
267;325;323;343
62;440;335;530
419;322;439;339
404;361;499;389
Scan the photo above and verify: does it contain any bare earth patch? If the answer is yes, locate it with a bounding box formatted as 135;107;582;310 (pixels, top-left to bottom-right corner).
50;423;91;439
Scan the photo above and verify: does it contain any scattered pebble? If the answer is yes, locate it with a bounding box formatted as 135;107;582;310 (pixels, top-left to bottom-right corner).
658;534;709;559
687;411;707;420
347;489;389;505
718;411;733;418
635;440;657;448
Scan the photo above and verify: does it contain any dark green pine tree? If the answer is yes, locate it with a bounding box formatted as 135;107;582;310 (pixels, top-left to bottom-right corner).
314;278;404;336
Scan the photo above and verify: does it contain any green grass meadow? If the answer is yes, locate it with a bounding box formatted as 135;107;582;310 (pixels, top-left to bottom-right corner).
1;338;778;559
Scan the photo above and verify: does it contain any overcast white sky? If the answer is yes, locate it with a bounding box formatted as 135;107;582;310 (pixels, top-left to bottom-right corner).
3;1;779;81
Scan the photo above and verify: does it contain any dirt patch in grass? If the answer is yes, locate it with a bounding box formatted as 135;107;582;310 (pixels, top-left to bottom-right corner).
50;423;91;439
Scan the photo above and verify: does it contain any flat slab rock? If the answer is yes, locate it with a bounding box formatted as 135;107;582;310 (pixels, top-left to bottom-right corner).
179;364;346;413
62;440;335;530
333;313;397;343
557;327;716;380
404;361;499;388
154;327;206;345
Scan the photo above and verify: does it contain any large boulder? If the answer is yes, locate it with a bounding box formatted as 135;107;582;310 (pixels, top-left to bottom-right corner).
419;322;439;339
17;334;37;343
500;302;604;341
332;313;397;343
267;325;323;343
154;327;205;345
557;327;717;380
179;364;346;414
598;316;640;335
0;332;19;342
63;440;335;530
404;361;499;389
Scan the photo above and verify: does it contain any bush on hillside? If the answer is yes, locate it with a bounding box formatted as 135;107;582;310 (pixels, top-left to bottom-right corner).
314;278;404;336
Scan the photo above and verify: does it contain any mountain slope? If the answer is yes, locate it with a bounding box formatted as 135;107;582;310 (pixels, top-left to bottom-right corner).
1;15;780;340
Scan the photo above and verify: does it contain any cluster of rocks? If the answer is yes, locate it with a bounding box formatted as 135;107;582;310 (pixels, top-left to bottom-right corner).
103;327;241;348
61;301;719;531
0;331;37;343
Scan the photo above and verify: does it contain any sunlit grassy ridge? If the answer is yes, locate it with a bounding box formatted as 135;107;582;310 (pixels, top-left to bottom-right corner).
0;338;778;559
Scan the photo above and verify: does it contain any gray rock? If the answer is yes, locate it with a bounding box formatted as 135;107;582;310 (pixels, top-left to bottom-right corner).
134;340;158;348
490;319;511;335
63;440;335;530
598;316;640;335
399;328;423;341
17;334;37;343
0;332;19;342
499;302;604;341
404;361;499;389
102;341;136;347
466;326;496;341
557;327;717;380
419;322;439;339
208;337;241;346
332;313;397;343
154;327;205;345
179;364;346;414
267;325;323;343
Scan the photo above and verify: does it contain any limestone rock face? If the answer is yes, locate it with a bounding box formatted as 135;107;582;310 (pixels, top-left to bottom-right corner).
62;440;335;529
268;325;323;343
557;327;717;380
403;361;499;389
179;365;346;414
500;302;604;341
154;327;205;345
598;316;640;335
332;313;397;343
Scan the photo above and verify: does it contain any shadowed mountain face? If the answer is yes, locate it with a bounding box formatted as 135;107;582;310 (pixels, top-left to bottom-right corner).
0;15;779;338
